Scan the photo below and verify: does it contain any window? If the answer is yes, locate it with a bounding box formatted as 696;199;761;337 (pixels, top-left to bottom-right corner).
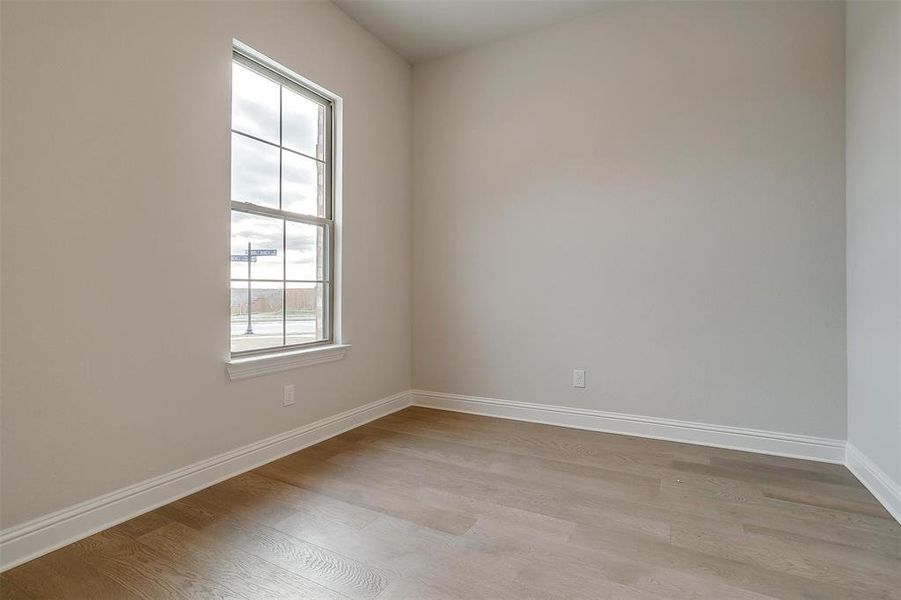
230;48;334;357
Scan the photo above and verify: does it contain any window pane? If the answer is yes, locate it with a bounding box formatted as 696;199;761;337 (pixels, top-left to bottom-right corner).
286;221;325;281
231;62;280;143
231;281;284;353
231;133;279;208
282;151;325;216
283;88;325;159
286;282;326;346
231;211;283;280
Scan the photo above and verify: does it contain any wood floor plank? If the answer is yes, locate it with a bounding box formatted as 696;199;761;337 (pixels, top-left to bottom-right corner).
0;575;35;600
670;522;900;598
257;452;478;535
347;424;663;496
138;521;347;600
416;485;577;540
570;521;861;600
184;474;371;556
659;474;900;534
708;455;861;486
224;471;379;530
2;541;143;600
670;459;884;508
761;486;895;519
110;510;174;540
742;522;901;561
342;514;526;600
161;495;391;599
471;518;774;600
5;407;899;599
68;528;247;600
370;408;712;469
741;523;901;579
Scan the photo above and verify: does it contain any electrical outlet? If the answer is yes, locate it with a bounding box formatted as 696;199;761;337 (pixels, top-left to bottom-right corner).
283;384;295;407
573;369;586;388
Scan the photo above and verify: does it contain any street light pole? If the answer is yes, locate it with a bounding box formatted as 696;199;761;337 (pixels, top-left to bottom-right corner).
245;242;254;335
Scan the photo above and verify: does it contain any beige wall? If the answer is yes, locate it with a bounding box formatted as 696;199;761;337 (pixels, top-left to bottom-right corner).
846;0;901;483
0;0;860;534
412;1;847;437
0;0;412;529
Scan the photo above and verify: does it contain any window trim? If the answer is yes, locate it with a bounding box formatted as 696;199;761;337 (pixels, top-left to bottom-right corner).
226;343;350;381
229;43;341;362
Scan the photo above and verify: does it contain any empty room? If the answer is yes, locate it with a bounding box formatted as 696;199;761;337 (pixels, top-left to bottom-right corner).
1;0;899;597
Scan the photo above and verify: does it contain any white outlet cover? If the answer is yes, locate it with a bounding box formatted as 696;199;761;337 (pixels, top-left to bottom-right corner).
283;384;296;406
573;369;586;388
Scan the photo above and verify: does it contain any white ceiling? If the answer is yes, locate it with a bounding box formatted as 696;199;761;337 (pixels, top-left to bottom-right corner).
333;0;607;63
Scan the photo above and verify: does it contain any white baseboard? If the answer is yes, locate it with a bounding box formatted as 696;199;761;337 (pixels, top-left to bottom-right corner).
845;443;901;524
5;387;895;572
411;390;847;464
0;390;412;572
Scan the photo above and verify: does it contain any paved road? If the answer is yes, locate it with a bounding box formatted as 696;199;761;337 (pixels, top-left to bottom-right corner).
231;317;318;351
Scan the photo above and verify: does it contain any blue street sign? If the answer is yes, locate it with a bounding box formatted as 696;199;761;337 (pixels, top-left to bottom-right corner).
230;249;277;262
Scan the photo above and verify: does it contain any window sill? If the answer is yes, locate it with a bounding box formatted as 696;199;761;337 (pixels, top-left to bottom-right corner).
226;344;350;381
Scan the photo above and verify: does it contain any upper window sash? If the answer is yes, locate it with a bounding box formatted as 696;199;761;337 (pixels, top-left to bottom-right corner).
231;49;334;222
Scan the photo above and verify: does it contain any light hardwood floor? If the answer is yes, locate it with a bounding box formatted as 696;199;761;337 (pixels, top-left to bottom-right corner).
3;407;900;599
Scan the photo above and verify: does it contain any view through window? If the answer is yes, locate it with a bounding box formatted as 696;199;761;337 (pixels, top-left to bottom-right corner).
230;49;334;355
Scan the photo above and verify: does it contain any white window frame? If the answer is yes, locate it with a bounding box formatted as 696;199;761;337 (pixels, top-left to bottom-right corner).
227;41;346;380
